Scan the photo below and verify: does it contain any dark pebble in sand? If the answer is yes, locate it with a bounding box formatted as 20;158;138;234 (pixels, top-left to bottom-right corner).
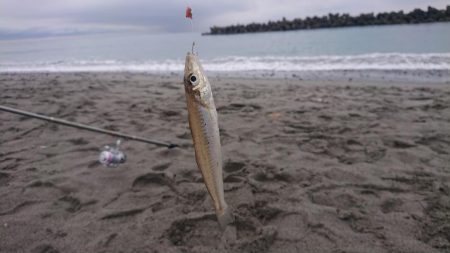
67;137;89;146
58;195;81;213
161;110;179;117
390;139;416;149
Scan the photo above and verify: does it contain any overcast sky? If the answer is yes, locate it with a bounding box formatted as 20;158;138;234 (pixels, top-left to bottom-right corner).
1;0;448;38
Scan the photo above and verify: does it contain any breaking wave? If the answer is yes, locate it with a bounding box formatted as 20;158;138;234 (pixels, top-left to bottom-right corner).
1;53;449;73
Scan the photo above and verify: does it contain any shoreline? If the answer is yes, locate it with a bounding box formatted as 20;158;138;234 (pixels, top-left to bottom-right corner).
1;68;449;84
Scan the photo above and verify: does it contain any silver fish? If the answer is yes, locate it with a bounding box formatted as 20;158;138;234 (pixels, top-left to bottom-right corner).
183;51;233;228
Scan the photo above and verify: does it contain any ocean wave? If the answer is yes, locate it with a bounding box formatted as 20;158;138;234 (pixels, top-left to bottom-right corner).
1;53;449;73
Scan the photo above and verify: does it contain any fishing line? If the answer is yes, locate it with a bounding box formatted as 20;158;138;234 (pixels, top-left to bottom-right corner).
185;4;196;54
190;15;196;54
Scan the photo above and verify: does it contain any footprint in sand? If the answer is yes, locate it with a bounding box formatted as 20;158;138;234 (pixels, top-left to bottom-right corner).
250;201;284;224
298;135;387;164
165;211;277;252
310;190;361;210
233;203;279;252
298;139;328;154
380;197;404;213
416;134;449;155
223;161;247;183
183;189;207;206
165;214;222;247
132;172;178;195
248;164;294;193
251;165;292;183
224;161;246;173
30;244;59;253
235;226;277;253
270;212;308;241
55;195;81;213
335;139;385;164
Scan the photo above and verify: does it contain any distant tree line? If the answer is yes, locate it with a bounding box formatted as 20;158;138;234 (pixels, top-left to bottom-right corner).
204;6;450;35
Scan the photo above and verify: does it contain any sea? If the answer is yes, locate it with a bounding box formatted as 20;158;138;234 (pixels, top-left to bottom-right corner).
1;22;449;83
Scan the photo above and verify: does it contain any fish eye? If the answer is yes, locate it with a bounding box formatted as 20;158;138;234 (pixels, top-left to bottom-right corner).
189;74;199;85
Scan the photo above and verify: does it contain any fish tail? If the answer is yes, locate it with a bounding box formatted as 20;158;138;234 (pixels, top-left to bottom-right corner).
217;205;234;229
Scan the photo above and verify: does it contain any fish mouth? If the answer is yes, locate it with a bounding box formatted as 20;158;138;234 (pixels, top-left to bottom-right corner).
185;52;196;63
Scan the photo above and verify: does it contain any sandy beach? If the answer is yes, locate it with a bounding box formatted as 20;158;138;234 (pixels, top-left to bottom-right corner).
1;72;449;253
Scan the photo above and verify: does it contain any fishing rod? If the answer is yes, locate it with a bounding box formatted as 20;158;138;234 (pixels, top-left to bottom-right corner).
0;105;178;149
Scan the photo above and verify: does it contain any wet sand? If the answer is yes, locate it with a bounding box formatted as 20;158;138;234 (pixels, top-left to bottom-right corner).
1;72;449;253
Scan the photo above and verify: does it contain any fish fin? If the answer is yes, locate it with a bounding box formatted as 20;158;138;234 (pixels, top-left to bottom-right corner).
217;205;234;230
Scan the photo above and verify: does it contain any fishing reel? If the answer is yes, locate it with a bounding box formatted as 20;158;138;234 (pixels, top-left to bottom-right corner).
99;140;126;167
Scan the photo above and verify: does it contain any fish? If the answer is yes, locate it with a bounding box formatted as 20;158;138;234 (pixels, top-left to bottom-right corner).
183;51;233;229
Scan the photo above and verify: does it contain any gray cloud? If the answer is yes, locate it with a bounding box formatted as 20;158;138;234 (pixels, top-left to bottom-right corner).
1;0;448;38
